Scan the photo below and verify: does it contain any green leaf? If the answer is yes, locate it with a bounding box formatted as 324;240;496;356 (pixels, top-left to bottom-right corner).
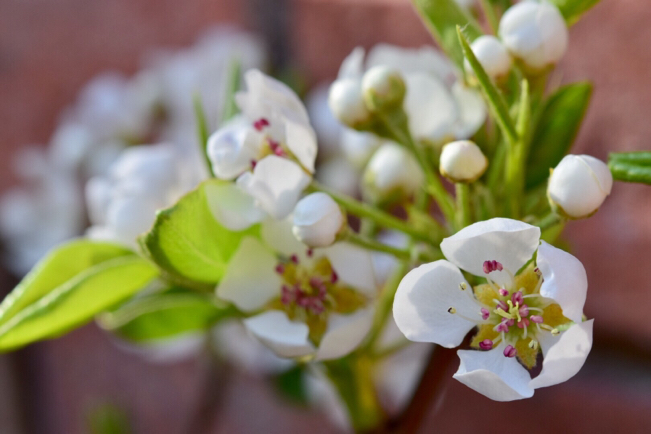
220;58;242;124
273;366;309;406
457;26;518;145
525;82;593;189
140;179;259;288
193;94;215;177
99;292;232;342
412;0;483;69
550;0;602;25
609;152;651;184
0;246;158;351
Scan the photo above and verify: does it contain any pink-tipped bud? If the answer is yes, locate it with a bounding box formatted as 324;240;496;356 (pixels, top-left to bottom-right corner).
253;118;269;131
517;318;530;329
479;339;494;350
512;291;524;305
503;345;517;358
496;320;510;333
499;288;509;297
481;308;490;320
519;304;530;317
496;300;508;312
530;315;544;324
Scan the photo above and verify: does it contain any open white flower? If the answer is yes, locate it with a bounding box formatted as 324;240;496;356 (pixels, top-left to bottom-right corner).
207;70;317;222
548;154;613;219
332;44;486;144
364;143;424;199
499;1;569;71
394;218;593;401
217;218;377;361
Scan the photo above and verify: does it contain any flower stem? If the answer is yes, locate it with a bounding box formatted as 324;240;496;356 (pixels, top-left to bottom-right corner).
192;94;215;178
535;212;563;231
505;79;531;218
344;231;412;260
455;183;472;229
308;181;434;243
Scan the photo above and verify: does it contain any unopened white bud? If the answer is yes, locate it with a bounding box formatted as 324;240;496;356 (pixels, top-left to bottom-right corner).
548;155;613;219
465;35;513;80
329;78;371;129
499;1;568;71
439;140;487;183
361;66;406;112
292;192;345;247
364;143;424;198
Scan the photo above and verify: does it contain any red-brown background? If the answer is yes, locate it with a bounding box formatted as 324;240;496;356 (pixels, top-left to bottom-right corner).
0;0;650;432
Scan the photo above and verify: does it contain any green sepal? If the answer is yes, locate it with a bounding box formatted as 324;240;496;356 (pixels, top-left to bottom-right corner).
609;152;651;184
550;0;602;25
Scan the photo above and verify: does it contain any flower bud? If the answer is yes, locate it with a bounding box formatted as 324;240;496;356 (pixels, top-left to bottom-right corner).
547;155;613;219
328;78;372;129
364;143;424;199
292;192;345;247
465;35;512;80
361;66;406;113
498;1;568;71
439;140;487;183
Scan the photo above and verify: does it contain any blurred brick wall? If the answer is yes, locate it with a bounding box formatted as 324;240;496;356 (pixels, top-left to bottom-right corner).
1;0;651;433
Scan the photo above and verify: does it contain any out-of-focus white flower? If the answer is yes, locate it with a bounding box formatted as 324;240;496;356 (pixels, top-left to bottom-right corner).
361;66;406;112
306;83;346;159
364;143;424;198
85;143;204;247
0;148;84;274
334;44;486;144
499;1;569;71
315;157;360;197
292;193;345;248
394;218;593;401
341;130;384;169
439;140;488;183
466;35;513;80
207;70;317;222
328;78;372;129
548;154;613;219
217;218;377;361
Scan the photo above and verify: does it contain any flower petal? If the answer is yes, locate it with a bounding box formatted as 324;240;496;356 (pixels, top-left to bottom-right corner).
440;218;540;287
236;155;311;220
536;241;587;323
205;182;266;231
216;237;281;312
451;82;486;139
320;242;377;297
261;217;310;260
207;117;263;180
243;310;315;359
404;73;457;142
315;306;375;361
393;260;479;347
284;117;318;173
453;344;535;401
529;320;594;390
338;47;365;79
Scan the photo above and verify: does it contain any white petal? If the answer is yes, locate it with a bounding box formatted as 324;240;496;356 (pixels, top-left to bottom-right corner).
320;242;377;297
393;260;479;347
217;237;281;312
451;82;486;139
453;344;534;401
236;156;311;220
243;311;315;358
262;217;310;260
205;182;266;231
366;44;457;82
440;218;540;287
284;117;318;173
529;320;594;390
207;117;263;180
404;73;457;142
338;47;365;79
315;306;375;361
536;241;587;323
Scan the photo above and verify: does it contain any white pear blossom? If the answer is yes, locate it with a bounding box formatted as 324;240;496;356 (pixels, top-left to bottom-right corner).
361;66;406;112
548;154;613;219
329;78;372;129
292;193;345;248
364;143;425;198
306;83;346;159
394;218;593;401
439;140;488;183
333;44;486;145
499;1;569;71
217;218;377;361
207;70;317;222
315;157;360;197
465;35;513;80
86;143;205;247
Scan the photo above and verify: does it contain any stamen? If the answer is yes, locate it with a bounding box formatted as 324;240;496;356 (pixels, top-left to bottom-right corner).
522;293;542;299
528;306;543;313
479;339;493;350
481;307;490;320
503;345;517;358
448;307;486;324
306;249;313;257
511;291;524;306
250;159;257;169
551;328;560;336
530;315;544;323
275;264;285;274
528;339;538;350
331;271;338;283
290;254;299;264
459;282;468;291
498;288;509;297
253;118;269;131
494;308;513;320
519;304;529;317
447;307;456;314
483;260;504;274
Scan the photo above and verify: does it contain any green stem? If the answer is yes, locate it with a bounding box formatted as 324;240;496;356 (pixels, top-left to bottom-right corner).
220;58;241;124
455;183;472;229
505;79;530;218
480;0;499;34
535;213;563;231
308;181;433;243
345;231;412;261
